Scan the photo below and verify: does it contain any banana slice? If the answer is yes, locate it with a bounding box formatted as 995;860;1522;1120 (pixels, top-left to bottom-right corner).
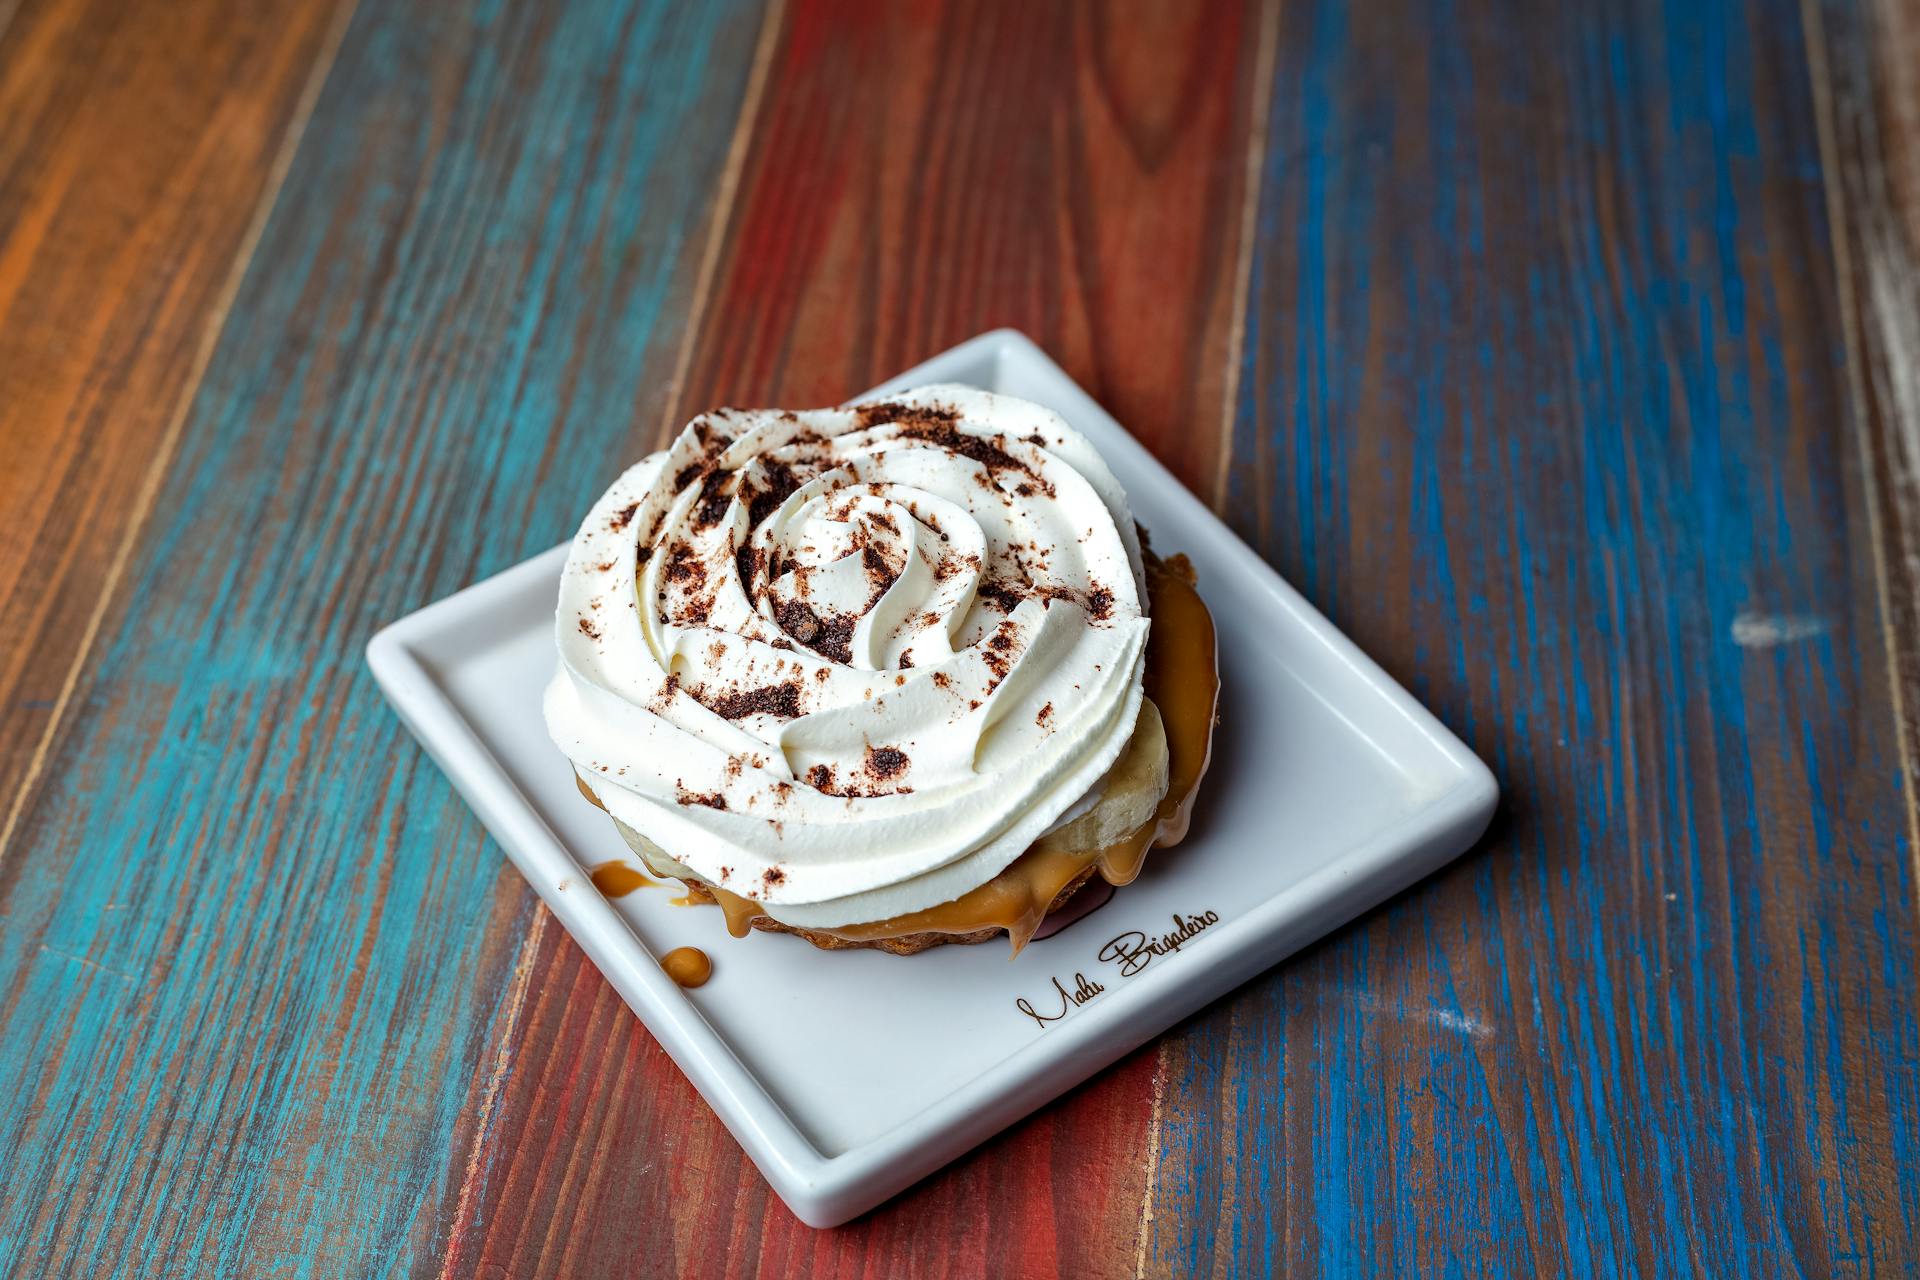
1030;698;1169;857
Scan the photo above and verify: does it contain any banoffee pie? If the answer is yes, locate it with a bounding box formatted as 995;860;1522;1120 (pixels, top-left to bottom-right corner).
546;386;1217;954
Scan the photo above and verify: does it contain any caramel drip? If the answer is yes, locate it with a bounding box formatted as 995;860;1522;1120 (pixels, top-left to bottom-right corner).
589;860;655;898
575;772;761;928
661;946;712;988
577;553;1219;953
575;772;608;810
709;886;764;938
1139;553;1218;849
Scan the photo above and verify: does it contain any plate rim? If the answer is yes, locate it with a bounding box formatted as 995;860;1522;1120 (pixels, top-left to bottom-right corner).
367;328;1498;1226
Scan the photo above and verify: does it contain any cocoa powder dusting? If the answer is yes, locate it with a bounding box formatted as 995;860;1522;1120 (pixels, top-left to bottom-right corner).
776;599;855;664
864;745;909;779
891;419;1054;494
675;785;727;811
735;544;757;596
692;471;732;528
776;598;818;642
664;544;705;587
861;544;899;606
746;458;804;527
974;580;1024;612
853;401;958;431
702;682;803;720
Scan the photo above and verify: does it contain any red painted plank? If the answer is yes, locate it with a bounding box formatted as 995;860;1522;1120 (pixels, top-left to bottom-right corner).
437;0;1270;1272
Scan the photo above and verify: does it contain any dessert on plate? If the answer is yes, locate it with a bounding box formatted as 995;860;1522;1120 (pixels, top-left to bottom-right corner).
545;385;1217;953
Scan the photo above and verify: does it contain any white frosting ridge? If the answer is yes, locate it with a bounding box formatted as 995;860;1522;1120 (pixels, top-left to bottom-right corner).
544;385;1150;926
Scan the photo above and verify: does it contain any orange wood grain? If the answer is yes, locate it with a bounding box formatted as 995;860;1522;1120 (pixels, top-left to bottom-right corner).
0;0;352;854
433;0;1271;1272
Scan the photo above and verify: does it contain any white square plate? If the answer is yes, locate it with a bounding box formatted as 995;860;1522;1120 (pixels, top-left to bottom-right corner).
368;330;1496;1227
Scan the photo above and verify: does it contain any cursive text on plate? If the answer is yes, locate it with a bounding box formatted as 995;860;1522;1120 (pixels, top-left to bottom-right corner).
1014;909;1221;1027
1016;972;1107;1028
1097;910;1221;977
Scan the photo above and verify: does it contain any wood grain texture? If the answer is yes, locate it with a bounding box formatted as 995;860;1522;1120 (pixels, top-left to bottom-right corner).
0;0;765;1274
430;1;1269;1275
1161;0;1920;1274
1810;0;1920;872
0;0;349;873
5;0;1919;1272
673;0;1266;494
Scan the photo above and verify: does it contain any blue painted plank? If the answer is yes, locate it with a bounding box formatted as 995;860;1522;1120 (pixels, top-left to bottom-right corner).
1147;0;1920;1274
0;0;763;1274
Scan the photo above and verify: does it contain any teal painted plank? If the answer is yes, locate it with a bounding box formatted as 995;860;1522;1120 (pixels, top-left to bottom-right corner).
0;0;763;1274
1148;0;1920;1274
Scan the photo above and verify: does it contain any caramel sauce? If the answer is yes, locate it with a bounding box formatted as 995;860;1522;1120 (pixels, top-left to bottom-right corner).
710;886;764;938
576;553;1219;954
1139;553;1218;849
589;860;654;898
661;946;711;987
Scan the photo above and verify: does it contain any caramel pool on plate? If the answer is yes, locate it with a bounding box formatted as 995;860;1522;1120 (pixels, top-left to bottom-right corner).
662;946;711;988
589;859;653;898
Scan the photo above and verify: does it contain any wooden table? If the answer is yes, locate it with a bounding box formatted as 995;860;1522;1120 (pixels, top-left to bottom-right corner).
3;0;1916;1274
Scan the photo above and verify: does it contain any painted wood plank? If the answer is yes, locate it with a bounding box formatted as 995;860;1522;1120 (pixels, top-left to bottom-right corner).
0;0;351;886
1802;0;1920;1258
433;0;1271;1273
0;0;765;1274
9;0;1916;1271
1141;0;1920;1274
1810;0;1920;874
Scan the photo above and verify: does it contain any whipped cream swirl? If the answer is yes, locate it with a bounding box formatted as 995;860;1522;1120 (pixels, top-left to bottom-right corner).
544;385;1150;926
